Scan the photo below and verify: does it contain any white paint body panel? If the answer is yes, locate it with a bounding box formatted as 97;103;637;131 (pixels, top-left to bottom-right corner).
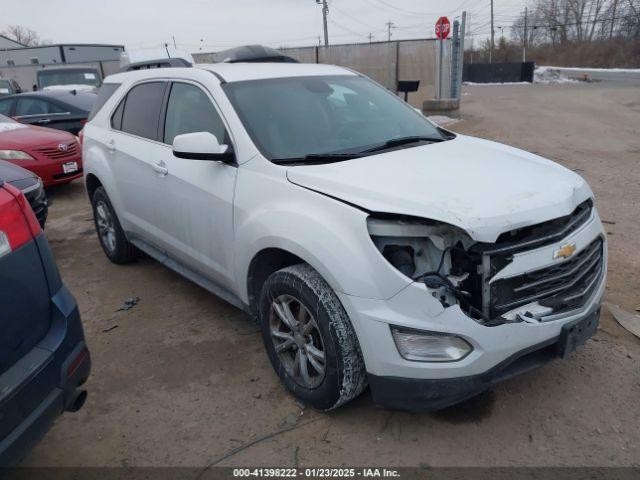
83;63;606;381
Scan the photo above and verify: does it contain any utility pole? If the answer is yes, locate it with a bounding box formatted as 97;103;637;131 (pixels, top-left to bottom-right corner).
316;0;329;46
386;21;395;42
172;36;177;49
468;13;474;64
523;6;527;62
610;0;618;38
367;33;374;43
490;0;495;63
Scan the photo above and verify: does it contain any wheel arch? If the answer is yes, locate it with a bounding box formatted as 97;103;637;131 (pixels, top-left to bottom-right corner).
246;247;312;320
85;172;103;200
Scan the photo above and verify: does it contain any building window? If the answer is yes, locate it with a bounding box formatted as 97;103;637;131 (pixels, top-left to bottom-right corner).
6;59;15;66
29;57;39;65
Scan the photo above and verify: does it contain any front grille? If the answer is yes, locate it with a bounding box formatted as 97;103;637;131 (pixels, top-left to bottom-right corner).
480;200;593;256
35;141;79;160
454;201;600;323
490;238;604;319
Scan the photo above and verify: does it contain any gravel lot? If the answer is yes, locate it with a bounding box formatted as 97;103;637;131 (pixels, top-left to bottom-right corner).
21;81;640;468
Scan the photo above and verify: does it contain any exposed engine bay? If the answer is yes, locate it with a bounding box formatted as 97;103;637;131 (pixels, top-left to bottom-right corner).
367;200;603;326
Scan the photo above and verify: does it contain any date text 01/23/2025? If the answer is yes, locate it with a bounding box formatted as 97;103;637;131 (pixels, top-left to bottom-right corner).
232;468;401;478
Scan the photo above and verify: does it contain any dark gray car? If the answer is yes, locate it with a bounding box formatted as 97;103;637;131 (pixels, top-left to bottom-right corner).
0;90;96;136
0;160;48;227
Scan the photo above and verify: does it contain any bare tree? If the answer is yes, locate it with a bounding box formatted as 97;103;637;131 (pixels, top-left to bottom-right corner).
1;25;48;47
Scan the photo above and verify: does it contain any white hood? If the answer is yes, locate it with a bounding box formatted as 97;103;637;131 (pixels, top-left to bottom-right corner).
286;135;593;243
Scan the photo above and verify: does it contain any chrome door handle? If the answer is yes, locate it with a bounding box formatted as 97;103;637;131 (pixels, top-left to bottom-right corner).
36;118;51;125
152;161;168;176
107;139;116;153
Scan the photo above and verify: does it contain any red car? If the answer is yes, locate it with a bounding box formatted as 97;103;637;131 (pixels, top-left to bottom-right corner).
0;114;82;187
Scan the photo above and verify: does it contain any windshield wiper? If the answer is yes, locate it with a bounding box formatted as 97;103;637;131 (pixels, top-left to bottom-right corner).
362;135;445;154
272;153;363;165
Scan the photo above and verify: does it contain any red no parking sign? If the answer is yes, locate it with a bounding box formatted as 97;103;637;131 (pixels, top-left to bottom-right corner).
435;16;451;39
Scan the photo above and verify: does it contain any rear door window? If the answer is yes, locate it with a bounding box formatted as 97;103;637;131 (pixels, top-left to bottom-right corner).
120;82;166;140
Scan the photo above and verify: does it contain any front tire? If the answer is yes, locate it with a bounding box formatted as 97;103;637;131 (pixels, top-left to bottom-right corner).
259;264;367;410
91;186;137;264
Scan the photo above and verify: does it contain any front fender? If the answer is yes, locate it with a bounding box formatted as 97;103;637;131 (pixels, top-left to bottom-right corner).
233;163;411;303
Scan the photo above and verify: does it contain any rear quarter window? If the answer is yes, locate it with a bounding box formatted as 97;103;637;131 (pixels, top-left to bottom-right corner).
88;83;120;121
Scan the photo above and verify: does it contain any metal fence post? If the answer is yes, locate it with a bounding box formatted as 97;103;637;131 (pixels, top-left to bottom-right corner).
449;12;466;100
450;21;460;99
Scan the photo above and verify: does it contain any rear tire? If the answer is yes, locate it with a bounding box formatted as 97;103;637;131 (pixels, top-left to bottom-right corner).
259;264;367;410
91;186;137;264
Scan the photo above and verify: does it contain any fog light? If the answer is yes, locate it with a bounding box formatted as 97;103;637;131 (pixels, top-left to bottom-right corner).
391;326;472;362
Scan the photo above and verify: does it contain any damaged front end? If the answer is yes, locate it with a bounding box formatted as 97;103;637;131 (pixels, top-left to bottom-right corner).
367;199;604;327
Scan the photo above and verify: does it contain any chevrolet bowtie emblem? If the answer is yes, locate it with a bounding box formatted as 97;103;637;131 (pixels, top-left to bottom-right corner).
553;242;577;260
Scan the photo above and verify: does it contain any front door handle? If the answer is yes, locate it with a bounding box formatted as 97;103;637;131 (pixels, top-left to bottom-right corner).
107;139;116;153
152;161;168;176
36;118;51;125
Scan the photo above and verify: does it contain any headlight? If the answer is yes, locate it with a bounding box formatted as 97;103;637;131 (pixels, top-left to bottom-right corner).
367;216;473;279
0;150;35;161
391;326;472;362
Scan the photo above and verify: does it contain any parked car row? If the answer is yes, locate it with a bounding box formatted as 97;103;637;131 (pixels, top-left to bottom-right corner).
0;97;89;467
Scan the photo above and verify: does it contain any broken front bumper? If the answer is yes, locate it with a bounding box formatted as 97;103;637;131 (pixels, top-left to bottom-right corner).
337;210;606;411
367;306;600;411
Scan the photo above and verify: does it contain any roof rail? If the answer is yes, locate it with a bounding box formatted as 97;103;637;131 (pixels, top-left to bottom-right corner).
120;57;192;72
215;45;298;64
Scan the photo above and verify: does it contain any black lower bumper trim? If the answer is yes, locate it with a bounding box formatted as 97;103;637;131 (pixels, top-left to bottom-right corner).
369;308;600;412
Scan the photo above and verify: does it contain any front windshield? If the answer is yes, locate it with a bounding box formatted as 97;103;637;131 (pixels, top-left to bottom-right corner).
223;75;446;162
39;70;101;88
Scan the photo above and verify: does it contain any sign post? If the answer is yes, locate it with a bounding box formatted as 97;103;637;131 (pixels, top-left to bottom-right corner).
435;16;451;99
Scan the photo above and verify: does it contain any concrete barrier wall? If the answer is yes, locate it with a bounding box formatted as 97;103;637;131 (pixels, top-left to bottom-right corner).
318;42;397;91
192;38;451;107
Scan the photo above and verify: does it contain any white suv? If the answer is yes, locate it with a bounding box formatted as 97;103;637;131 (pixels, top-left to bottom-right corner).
83;60;606;411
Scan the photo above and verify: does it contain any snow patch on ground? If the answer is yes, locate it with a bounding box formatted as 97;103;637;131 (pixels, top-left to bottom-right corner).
534;67;580;84
464;81;531;86
541;65;640;73
428;115;459;127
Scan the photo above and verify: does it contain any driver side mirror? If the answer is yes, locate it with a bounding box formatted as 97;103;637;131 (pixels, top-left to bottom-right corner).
172;132;235;163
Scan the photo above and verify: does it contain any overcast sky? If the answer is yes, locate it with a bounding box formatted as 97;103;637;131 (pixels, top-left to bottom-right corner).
4;0;527;52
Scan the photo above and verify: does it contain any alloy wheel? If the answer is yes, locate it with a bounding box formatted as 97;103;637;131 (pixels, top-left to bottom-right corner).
95;201;116;253
269;294;327;388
